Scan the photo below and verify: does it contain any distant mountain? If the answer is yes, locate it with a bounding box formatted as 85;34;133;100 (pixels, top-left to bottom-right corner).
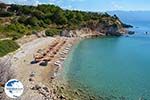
108;11;150;24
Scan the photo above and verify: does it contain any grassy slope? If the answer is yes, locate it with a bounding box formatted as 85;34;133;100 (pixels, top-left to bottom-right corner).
0;40;20;57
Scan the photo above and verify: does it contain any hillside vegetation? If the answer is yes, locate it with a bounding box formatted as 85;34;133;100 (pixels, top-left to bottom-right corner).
0;3;128;57
0;3;127;39
0;40;20;57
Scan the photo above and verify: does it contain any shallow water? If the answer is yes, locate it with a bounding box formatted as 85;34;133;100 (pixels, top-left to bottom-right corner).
63;25;150;100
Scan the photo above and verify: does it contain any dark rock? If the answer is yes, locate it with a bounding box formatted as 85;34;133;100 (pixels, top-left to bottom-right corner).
43;87;49;92
59;95;65;99
128;31;135;35
53;89;56;94
74;91;80;96
39;61;48;66
122;23;133;28
29;78;34;81
30;60;38;64
60;86;64;90
34;84;41;90
51;76;55;80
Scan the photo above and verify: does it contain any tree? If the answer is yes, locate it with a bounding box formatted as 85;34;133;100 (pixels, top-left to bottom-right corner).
18;16;27;23
37;4;62;13
51;11;67;25
76;12;83;22
25;17;39;26
43;18;52;25
0;3;7;10
0;10;13;17
21;6;32;15
31;10;44;19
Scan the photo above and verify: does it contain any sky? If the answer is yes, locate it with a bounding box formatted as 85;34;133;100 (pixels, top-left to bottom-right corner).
1;0;150;11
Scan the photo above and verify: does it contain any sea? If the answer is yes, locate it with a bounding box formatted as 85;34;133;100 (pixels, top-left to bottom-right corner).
62;11;150;100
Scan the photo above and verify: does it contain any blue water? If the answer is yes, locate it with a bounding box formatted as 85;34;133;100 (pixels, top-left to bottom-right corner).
63;22;150;100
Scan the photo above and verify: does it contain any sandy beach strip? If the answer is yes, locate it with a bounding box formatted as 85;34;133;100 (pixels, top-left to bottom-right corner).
7;36;78;100
9;37;56;100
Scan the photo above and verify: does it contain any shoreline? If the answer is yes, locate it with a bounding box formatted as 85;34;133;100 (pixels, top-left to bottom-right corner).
12;36;80;100
1;34;104;100
27;36;82;100
49;36;106;100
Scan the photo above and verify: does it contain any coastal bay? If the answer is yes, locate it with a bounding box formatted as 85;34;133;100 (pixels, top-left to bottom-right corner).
0;2;150;100
62;27;150;100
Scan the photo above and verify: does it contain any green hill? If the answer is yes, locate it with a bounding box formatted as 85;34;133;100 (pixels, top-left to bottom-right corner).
0;3;128;57
0;3;127;39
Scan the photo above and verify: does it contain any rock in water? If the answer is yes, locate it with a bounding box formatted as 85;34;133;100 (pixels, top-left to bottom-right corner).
128;31;135;35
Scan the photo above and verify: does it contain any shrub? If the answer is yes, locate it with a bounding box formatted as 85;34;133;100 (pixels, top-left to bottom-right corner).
5;23;29;39
45;29;61;36
25;17;39;26
7;23;28;33
18;16;27;23
0;10;13;17
51;12;67;25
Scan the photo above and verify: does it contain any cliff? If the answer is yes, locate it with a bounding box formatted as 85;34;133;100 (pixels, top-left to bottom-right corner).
61;18;127;37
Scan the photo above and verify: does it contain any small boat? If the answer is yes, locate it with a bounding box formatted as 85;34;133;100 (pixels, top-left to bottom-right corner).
145;32;148;34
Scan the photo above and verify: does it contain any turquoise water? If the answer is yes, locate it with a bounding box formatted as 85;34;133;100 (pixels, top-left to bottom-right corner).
63;25;150;99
